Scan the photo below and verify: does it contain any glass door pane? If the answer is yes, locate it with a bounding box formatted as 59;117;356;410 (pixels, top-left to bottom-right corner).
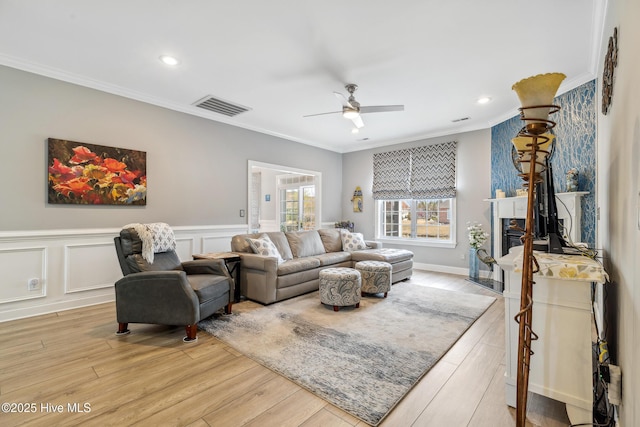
280;188;300;231
301;186;315;230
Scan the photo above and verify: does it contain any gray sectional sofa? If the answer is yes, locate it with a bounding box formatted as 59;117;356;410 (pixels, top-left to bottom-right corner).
230;228;413;304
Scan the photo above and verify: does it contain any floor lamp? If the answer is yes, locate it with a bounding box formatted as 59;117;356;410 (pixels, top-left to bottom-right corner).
510;72;565;427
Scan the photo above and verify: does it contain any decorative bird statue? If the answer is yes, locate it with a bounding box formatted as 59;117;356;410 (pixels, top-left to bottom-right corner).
476;248;497;271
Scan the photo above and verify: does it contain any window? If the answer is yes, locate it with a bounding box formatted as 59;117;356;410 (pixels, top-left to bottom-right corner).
373;142;457;247
378;198;454;245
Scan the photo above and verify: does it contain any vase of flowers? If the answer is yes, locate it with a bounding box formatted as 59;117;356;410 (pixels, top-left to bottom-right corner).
467;222;489;280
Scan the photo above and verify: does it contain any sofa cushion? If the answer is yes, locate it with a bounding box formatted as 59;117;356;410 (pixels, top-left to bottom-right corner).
340;230;367;251
277;257;321;276
187;274;230;303
314;251;352;266
246;234;284;263
317;229;343;252
286;231;326;258
264;232;294;260
277;269;321;289
350;248;414;263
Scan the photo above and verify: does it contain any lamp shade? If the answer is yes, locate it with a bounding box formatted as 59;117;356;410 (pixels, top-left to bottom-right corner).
520;151;547;174
512;73;566;133
511;134;555;174
511;133;554;152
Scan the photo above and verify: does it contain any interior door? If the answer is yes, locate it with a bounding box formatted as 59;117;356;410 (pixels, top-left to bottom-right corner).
279;184;316;231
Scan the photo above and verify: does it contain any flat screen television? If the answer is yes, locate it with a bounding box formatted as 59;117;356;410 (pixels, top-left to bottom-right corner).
534;159;569;254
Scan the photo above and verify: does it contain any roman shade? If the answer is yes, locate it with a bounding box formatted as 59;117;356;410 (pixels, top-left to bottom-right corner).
372;141;457;200
372;149;411;200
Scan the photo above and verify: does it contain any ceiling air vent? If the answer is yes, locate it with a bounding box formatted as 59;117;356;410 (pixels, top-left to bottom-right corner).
451;116;470;123
193;95;251;117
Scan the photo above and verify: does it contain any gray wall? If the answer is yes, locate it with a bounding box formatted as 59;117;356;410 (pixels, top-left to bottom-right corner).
0;64;493;272
342;129;492;270
0;65;343;231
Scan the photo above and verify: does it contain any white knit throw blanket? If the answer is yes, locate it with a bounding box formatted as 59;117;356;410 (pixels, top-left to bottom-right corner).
122;222;176;263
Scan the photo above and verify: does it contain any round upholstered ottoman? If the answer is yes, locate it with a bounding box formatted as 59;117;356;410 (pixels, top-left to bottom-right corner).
355;260;392;298
319;268;361;311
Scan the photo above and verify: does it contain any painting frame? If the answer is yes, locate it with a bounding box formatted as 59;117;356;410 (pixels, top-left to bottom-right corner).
47;138;147;205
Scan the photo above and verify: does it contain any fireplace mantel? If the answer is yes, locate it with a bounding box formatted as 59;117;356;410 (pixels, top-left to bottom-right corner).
486;191;588;283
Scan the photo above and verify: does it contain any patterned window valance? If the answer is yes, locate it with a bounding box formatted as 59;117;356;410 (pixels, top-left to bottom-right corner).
372;141;457;200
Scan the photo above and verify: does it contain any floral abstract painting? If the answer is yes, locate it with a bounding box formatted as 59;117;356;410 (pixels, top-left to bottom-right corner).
47;138;146;205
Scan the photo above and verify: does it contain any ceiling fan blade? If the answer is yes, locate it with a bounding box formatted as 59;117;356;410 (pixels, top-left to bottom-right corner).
351;115;364;129
359;105;404;114
303;111;342;118
334;92;354;108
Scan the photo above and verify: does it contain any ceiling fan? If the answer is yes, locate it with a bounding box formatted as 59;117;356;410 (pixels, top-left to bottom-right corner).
304;84;404;129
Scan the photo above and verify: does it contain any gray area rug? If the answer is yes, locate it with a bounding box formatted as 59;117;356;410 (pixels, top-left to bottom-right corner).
199;283;495;426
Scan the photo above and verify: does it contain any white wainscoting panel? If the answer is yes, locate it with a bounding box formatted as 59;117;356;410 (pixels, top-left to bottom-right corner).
201;232;239;254
175;237;196;262
0;224;249;322
0;247;47;303
64;242;122;293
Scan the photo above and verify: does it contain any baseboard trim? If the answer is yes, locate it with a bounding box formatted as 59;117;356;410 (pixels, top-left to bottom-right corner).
414;262;492;279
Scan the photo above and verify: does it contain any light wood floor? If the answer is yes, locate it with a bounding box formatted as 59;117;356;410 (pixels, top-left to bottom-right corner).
0;270;572;427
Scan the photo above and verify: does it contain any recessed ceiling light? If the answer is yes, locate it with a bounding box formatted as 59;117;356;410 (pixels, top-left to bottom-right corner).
351;128;360;134
477;97;492;104
159;55;180;66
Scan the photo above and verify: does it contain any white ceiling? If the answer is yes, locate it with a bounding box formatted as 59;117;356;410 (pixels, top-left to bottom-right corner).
0;1;604;153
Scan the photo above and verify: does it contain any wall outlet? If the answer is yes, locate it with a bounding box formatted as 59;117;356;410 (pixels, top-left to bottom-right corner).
27;278;40;291
239;209;245;217
461;253;465;260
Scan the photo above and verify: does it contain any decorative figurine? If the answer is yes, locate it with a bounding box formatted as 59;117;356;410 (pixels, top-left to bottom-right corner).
566;168;579;192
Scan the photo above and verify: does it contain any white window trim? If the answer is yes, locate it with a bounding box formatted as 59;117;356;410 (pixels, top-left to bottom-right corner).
374;199;457;249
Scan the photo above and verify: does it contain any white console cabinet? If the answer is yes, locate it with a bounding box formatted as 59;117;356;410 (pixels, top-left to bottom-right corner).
497;247;607;425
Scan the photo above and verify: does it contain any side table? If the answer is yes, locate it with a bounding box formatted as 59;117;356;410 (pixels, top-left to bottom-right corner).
193;252;242;302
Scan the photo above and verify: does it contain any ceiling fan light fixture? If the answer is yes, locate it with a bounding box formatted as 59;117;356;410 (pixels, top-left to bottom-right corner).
343;108;360;119
159;55;180;66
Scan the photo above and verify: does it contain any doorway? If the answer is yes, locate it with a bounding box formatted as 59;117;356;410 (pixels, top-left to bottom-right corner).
248;161;322;233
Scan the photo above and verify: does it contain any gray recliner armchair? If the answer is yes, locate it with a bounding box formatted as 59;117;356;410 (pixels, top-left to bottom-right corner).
114;226;233;342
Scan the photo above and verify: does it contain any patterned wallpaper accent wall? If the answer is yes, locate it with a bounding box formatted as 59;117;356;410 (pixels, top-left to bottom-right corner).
491;80;596;246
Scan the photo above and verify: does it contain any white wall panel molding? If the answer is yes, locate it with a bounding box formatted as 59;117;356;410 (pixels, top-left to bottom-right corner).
0;246;47;303
0;224;249;322
200;229;247;254
175;237;196;262
64;242;122;293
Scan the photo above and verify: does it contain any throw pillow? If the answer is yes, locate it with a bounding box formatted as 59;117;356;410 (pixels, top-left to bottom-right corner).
246;234;284;263
340;229;367;252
